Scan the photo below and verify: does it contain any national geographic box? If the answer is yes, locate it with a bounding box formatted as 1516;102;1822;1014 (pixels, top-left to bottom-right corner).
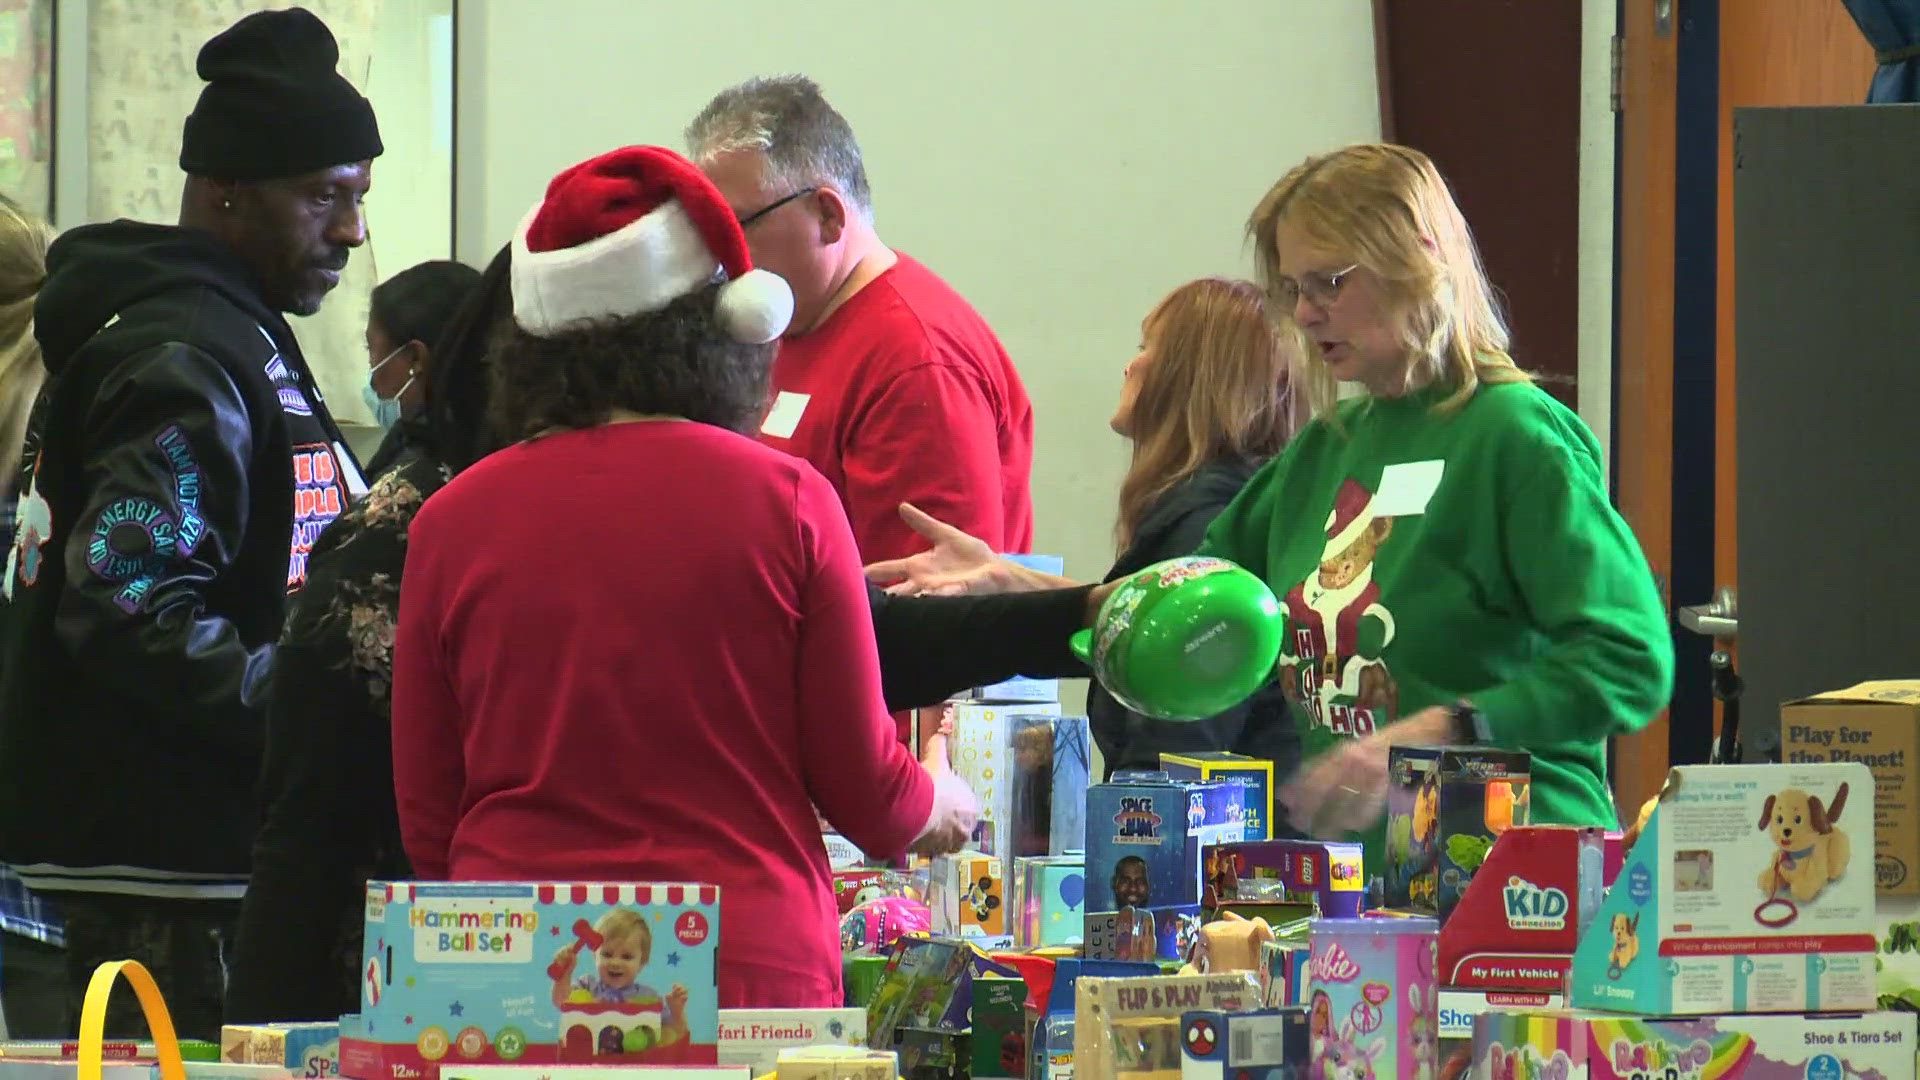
1782;680;1920;895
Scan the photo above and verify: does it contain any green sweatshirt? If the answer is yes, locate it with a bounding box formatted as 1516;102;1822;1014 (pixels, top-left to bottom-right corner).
1199;380;1673;873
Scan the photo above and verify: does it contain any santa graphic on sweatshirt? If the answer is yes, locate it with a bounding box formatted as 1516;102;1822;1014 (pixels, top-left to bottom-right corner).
1281;477;1400;736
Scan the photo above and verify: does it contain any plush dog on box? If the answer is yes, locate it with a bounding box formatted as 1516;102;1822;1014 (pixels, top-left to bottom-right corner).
1758;782;1851;902
1180;911;1274;975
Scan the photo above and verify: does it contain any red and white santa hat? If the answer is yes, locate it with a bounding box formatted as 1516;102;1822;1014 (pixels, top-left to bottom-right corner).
1325;477;1376;553
510;145;793;344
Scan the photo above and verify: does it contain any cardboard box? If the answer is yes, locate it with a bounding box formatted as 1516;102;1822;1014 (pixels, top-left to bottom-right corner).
347;882;718;1080
1782;680;1920;895
1436;825;1606;992
1201;839;1365;919
1046;717;1091;857
1305;917;1438;1080
1072;974;1262;1080
1472;1009;1918;1080
715;1010;865;1077
928;852;1008;946
947;704;1064;859
1257;941;1310;1009
774;1048;897;1080
968;977;1028;1078
1384;745;1531;921
1011;856;1085;949
1177;1009;1308;1080
1568;763;1877;1015
1876;895;1920;1012
220;1024;339;1077
1434;989;1564;1080
1085;774;1246;916
1160;753;1275;841
441;1070;746;1080
1083;905;1205;963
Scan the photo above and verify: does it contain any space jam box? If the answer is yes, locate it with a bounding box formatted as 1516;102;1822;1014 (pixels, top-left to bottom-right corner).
1471;1009;1917;1080
1086;773;1245;916
342;882;720;1080
1568;763;1877;1016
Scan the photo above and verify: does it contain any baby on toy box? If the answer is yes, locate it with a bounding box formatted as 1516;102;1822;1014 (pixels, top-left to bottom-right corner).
549;907;691;1051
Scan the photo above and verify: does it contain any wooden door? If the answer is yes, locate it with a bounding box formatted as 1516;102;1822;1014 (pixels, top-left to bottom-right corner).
1611;0;1872;816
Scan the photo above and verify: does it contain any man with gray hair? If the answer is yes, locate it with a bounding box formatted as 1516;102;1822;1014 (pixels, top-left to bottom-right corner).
688;75;1034;564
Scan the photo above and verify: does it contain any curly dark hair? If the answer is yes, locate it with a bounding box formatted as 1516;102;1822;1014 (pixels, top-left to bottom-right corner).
489;283;773;440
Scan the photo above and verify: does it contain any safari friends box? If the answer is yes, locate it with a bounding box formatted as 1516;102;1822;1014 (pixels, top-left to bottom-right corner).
346;882;719;1080
1570;764;1877;1016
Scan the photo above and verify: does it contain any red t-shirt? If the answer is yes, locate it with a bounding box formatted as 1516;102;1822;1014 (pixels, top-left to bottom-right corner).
391;421;934;1008
759;254;1035;562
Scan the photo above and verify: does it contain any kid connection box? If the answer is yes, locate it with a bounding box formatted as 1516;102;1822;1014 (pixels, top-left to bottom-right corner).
352;882;719;1078
1570;764;1876;1015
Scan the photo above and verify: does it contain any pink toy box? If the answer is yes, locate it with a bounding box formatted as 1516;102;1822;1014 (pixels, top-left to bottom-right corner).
343;882;718;1080
1306;916;1438;1080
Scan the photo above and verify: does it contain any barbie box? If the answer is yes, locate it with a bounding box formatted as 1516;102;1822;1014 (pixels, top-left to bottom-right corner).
346;882;719;1080
1569;763;1877;1016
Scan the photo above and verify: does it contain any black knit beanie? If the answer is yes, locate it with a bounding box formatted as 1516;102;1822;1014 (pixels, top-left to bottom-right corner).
179;7;383;181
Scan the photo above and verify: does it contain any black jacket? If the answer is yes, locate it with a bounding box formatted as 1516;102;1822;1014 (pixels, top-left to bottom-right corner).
1089;459;1300;780
228;440;1091;1022
0;222;361;899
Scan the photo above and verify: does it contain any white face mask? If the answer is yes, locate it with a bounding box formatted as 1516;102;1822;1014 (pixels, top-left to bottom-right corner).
362;343;415;431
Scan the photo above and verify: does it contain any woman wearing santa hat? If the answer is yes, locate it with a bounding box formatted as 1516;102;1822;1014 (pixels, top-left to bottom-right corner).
1203;144;1672;871
389;145;977;1008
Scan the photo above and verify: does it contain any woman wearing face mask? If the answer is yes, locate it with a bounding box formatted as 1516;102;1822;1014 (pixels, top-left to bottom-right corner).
361;259;481;478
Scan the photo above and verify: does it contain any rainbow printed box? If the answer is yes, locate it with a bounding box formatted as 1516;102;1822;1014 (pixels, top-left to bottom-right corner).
1569;763;1877;1016
1471;1010;1918;1080
344;882;719;1080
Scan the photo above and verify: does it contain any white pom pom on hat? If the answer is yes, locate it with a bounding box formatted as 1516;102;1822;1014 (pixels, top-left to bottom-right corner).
510;144;794;344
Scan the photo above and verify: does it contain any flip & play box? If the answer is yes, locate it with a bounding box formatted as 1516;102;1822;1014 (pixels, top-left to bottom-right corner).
344;881;719;1080
1569;763;1878;1016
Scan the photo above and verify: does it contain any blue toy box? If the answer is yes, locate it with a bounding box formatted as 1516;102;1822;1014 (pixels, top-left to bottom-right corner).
1011;856;1085;949
343;882;719;1080
1160;752;1275;841
1085;773;1246;917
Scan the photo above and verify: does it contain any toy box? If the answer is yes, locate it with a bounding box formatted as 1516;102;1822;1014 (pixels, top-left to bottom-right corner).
347;881;717;1080
947;704;1064;859
1384;745;1530;920
894;1028;968;1080
864;936;1017;1049
1011;856;1085;949
824;834;865;871
1438;825;1606;992
970;976;1029;1078
775;1048;898;1080
1073;973;1261;1080
1570;763;1877;1016
439;1070;747;1080
929;852;1009;946
1436;989;1564;1079
713;1011;865;1077
1202;839;1365;919
1259;941;1310;1008
220;1023;339;1076
0;1044;218;1063
1306;917;1438;1080
1160;753;1275;842
1086;774;1246;917
1046;717;1091;857
1782;680;1920;894
1084;906;1205;964
1177;1008;1308;1080
1472;1009;1918;1080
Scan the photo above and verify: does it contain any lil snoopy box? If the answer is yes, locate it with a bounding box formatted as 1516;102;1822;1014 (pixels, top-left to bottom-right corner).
345;882;719;1080
1569;764;1877;1016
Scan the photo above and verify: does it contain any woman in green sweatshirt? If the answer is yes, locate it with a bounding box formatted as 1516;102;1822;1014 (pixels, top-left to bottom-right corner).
1206;143;1673;872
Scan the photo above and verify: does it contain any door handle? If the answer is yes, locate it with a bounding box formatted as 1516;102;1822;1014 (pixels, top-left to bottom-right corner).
1678;586;1738;640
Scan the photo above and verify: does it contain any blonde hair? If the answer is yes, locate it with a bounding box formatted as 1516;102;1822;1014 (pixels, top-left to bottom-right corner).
0;195;51;484
1246;143;1530;420
596;908;652;956
1116;277;1297;551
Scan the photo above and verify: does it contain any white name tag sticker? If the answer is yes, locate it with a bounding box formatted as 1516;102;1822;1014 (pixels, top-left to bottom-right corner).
335;441;369;498
1372;459;1445;517
760;391;810;439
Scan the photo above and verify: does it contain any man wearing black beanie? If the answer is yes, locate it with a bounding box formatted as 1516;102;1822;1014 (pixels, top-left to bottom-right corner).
0;7;381;1037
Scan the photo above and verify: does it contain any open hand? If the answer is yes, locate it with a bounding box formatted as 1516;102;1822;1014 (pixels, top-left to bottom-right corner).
863;504;1019;596
911;757;978;856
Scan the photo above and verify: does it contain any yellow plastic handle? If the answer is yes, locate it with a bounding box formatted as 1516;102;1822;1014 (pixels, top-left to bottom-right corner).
77;960;186;1080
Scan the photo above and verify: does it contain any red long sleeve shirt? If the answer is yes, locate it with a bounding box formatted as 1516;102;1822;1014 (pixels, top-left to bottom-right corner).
757;254;1035;562
391;421;934;1007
